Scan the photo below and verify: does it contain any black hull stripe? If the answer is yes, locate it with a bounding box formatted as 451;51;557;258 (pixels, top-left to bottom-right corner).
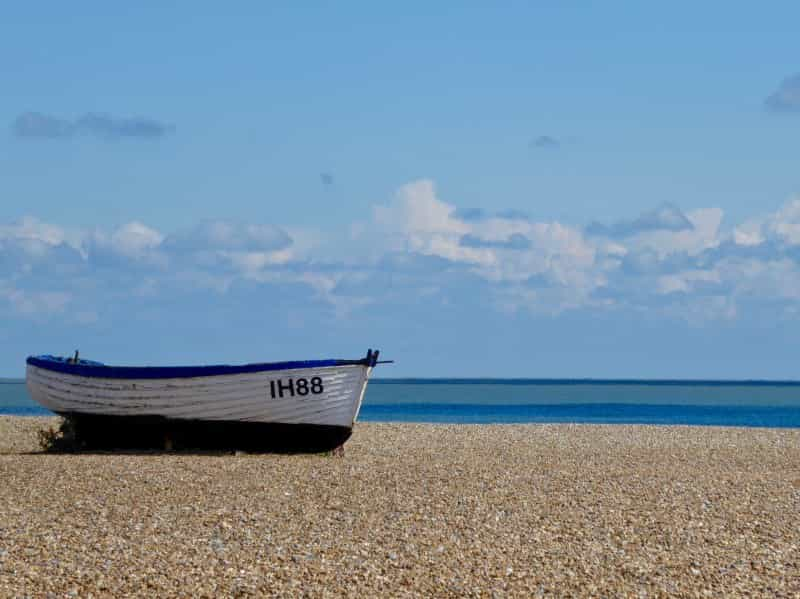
56;412;352;453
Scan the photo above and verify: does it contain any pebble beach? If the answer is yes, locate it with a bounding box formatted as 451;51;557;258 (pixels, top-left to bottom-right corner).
1;416;799;597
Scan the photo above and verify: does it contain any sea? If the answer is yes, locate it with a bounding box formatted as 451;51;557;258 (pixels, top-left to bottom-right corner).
3;378;800;427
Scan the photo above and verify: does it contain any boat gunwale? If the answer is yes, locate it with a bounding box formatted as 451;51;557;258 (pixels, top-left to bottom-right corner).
26;354;371;380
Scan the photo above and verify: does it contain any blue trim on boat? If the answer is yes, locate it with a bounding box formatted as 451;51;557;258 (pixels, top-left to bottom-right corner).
26;354;367;380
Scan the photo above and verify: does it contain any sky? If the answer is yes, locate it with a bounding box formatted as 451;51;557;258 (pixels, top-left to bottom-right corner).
1;2;800;377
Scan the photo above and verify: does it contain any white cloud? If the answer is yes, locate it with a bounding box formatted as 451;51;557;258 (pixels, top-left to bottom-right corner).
87;222;167;269
162;221;294;276
657;269;720;295
586;203;694;238
110;222;164;255
5;186;800;325
622;208;723;258
375;180;467;237
717;257;800;301
732;221;764;247
165;221;291;253
0;216;84;259
765;199;800;245
730;198;800;248
0;216;68;247
372;180;599;292
223;248;293;273
0;283;71;316
373;179;491;265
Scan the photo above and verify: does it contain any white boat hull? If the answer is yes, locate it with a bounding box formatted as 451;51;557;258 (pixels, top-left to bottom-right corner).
25;351;382;451
26;363;371;428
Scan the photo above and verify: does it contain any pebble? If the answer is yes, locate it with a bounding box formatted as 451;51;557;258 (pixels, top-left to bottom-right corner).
1;416;799;596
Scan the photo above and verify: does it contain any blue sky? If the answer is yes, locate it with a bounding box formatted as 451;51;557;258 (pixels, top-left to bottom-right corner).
2;3;800;377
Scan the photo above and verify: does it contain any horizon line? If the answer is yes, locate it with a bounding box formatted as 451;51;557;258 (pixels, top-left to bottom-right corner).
4;376;800;387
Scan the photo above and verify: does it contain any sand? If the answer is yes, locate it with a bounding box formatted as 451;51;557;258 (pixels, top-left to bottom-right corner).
1;416;799;597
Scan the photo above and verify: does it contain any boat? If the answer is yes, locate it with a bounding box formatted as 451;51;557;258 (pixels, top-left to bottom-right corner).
25;349;387;452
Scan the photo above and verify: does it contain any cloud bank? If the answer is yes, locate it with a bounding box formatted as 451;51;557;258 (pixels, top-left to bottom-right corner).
3;180;800;329
12;112;174;140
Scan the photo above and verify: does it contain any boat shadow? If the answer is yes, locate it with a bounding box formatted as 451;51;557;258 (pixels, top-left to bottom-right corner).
22;446;346;457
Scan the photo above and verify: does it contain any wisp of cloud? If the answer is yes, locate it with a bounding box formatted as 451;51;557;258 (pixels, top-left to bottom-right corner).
12;112;174;140
765;74;800;113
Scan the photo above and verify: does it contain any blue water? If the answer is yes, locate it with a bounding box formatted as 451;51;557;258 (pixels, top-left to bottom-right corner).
4;378;800;427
